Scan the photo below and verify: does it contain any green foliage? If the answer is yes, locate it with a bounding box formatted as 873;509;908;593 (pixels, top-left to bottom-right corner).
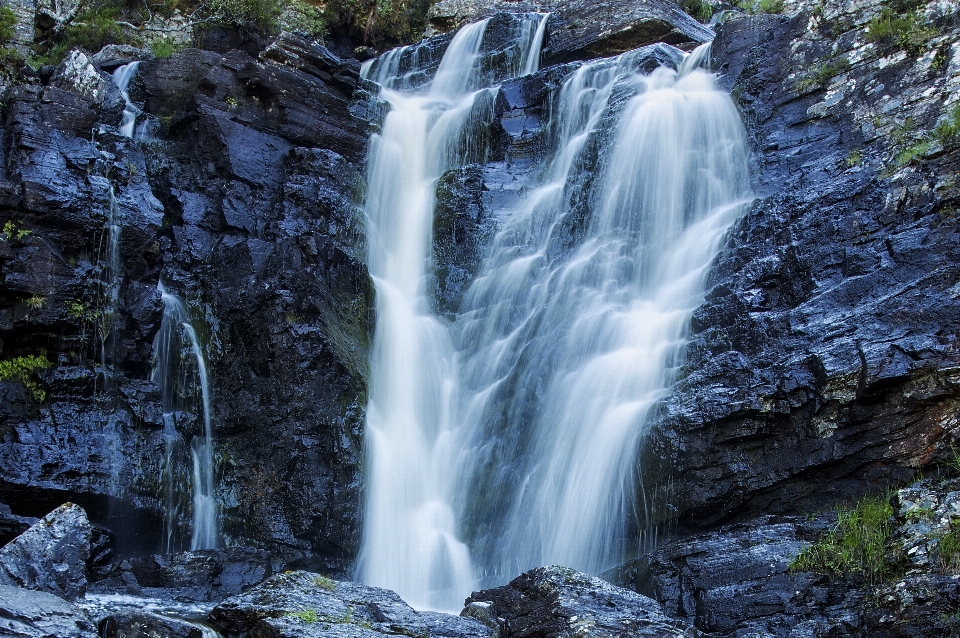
62;7;128;52
790;494;897;584
323;0;435;47
202;0;284;32
938;528;960;572
0;354;50;402
681;0;713;22
933;104;960;147
24;295;45;309
288;608;319;623
1;219;30;241
149;37;182;58
896;138;932;167
735;0;783;14
796;56;851;92
846;149;863;167
65;300;87;320
286;0;326;38
0;4;18;44
865;6;936;55
312;574;335;591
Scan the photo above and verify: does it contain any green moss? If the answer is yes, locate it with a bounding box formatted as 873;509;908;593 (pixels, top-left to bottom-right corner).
1;219;30;241
313;574;335;591
288;608;319;623
866;7;936;55
791;494;898;584
796;57;851;92
0;354;50;402
846;149;863;167
735;0;783;14
933;104;960;147
896;138;933;167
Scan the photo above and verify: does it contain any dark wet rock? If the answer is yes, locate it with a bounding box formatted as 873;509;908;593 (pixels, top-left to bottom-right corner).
99;610;205;638
0;503;91;601
427;0;713;64
89;547;273;602
209;570;492;637
0;584;98;638
434;165;495;316
636;0;960;541
92;45;155;70
465;565;694;637
0;505;38;547
51;50;125;127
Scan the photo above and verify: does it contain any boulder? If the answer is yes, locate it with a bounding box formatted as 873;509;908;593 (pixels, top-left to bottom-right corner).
464;566;694;637
0;503;91;601
89;547;274;602
209;570;492;637
51;50;125;126
92;45;155;70
0;584;97;638
98;610;206;638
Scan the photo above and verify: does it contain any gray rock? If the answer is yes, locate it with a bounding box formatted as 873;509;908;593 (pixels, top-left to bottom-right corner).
0;584;97;638
209;571;492;637
0;503;91;601
99;610;206;638
92;45;155;70
51;50;125;126
465;565;694;637
426;0;713;64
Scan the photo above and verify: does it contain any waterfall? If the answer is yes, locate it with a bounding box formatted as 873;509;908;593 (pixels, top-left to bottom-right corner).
112;62;140;139
153;283;218;552
98;186;122;368
453;52;751;580
360;15;750;606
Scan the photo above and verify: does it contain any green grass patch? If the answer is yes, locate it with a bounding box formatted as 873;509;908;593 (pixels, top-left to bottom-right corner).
796;56;851;92
313;574;335;591
681;0;713;22
866;7;936;55
288;608;319;623
791;494;897;584
934;104;960;147
896;138;933;167
149;37;183;58
938;528;960;572
735;0;783;14
0;354;50;402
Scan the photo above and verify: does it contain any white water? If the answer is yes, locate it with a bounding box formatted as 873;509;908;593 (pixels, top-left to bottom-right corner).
360;18;750;607
153;283;219;552
112;62;140;139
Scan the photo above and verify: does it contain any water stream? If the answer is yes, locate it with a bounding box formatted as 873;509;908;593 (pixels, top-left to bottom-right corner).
360;14;749;612
153;283;219;552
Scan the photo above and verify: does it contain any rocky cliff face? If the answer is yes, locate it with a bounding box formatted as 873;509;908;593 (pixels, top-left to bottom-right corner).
0;33;371;573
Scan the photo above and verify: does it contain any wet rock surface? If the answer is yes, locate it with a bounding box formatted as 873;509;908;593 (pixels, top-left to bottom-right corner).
0;584;98;638
427;0;713;64
0;503;91;601
465;565;694;638
639;0;960;537
209;570;493;637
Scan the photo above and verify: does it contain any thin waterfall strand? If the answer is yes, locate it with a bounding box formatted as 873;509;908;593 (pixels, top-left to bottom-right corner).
154;283;219;552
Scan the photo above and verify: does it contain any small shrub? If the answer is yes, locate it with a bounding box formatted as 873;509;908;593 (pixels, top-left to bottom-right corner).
681;0;713;22
202;0;284;32
938;528;960;572
24;295;45;309
286;0;326;38
896;138;932;167
0;4;18;44
0;354;50;402
149;37;182;58
934;104;960;147
796;57;851;92
791;494;897;584
735;0;783;14
66;300;87;320
847;149;863;167
866;7;936;55
61;7;129;53
1;219;30;241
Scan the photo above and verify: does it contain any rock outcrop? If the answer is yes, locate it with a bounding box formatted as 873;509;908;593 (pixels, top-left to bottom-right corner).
0;584;97;638
464;566;695;638
639;0;960;538
209;571;493;637
0;503;91;600
426;0;714;64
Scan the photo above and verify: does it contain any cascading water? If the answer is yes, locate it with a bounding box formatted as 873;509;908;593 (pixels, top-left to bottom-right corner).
112;62;140;139
360;15;750;608
153;283;218;552
453;53;751;581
